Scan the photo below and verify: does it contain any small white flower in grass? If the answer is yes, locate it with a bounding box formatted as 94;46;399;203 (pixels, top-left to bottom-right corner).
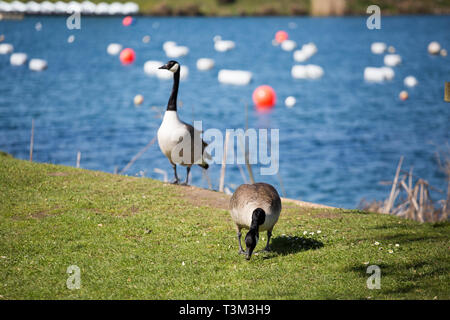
378;247;383;251
303;231;308;235
374;241;380;245
309;232;315;236
97;224;103;227
395;244;400;247
388;249;393;254
317;230;322;234
0;256;6;259
182;261;185;266
363;261;370;265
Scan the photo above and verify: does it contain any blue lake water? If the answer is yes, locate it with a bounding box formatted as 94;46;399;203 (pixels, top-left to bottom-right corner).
0;16;449;208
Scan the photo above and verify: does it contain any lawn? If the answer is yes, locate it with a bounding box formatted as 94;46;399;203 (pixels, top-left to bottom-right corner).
0;152;448;299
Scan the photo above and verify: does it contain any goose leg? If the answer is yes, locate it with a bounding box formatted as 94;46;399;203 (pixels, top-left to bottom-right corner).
171;163;179;184
181;166;191;185
237;231;245;254
262;230;272;252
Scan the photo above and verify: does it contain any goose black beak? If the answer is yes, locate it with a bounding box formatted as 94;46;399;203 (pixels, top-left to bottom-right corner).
159;64;169;70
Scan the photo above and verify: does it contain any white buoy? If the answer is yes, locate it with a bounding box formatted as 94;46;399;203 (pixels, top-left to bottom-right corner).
381;67;395;80
142;35;150;43
165;45;189;58
214;40;235;52
10;53;27;66
196;58;214;71
293;42;317;62
0;43;13;54
134;94;143;106
371;42;386;54
162;41;176;51
291;64;324;79
67;35;75;43
143;60;164;76
285;96;296;108
107;43;122;55
29;59;47;71
440;49;447;57
218;70;252;86
428;41;441;55
404;76;418;87
364;67;395;82
384;54;401;66
281;40;297;51
35;22;42;31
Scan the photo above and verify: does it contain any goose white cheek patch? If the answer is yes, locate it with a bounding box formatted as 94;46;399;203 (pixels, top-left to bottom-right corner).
169;63;179;73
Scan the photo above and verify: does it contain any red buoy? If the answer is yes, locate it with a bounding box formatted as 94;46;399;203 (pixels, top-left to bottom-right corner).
119;48;135;65
275;30;288;43
253;85;276;110
122;16;133;26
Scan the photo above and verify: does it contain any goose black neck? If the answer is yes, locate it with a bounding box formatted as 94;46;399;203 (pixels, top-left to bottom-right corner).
167;69;180;111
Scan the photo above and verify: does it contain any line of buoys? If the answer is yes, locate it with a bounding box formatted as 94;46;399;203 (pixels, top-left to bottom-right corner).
10;52;27;65
196;58;214;71
0;1;140;15
29;58;47;71
218;70;252;86
214;36;235;52
364;67;394;82
293;43;317;62
291;64;324;79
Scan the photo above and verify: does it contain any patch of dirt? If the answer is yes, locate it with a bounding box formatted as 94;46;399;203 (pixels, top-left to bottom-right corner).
179;185;231;210
177;184;336;212
47;172;69;176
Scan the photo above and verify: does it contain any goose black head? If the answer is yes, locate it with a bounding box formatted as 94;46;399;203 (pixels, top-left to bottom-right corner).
159;60;180;73
244;208;266;260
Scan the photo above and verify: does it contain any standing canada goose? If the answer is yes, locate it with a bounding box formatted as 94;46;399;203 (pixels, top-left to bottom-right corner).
157;60;210;184
229;183;282;260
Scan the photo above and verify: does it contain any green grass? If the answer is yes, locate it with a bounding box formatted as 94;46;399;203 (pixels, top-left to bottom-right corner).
0;153;449;299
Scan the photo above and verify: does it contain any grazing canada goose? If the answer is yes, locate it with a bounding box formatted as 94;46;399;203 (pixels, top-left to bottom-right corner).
157;60;210;185
229;183;282;260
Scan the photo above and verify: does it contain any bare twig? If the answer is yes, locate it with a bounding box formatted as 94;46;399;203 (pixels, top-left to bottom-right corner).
76;151;81;168
29;119;34;162
384;156;403;214
219;131;230;192
119;137;157;175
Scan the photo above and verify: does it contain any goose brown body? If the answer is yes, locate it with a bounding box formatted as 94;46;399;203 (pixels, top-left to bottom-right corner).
229;183;281;259
230;183;281;232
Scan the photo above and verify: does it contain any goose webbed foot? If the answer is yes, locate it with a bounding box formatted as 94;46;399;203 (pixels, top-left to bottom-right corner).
171;178;179;185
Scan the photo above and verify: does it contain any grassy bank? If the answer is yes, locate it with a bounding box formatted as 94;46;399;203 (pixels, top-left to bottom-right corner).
25;0;450;16
0;153;449;299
